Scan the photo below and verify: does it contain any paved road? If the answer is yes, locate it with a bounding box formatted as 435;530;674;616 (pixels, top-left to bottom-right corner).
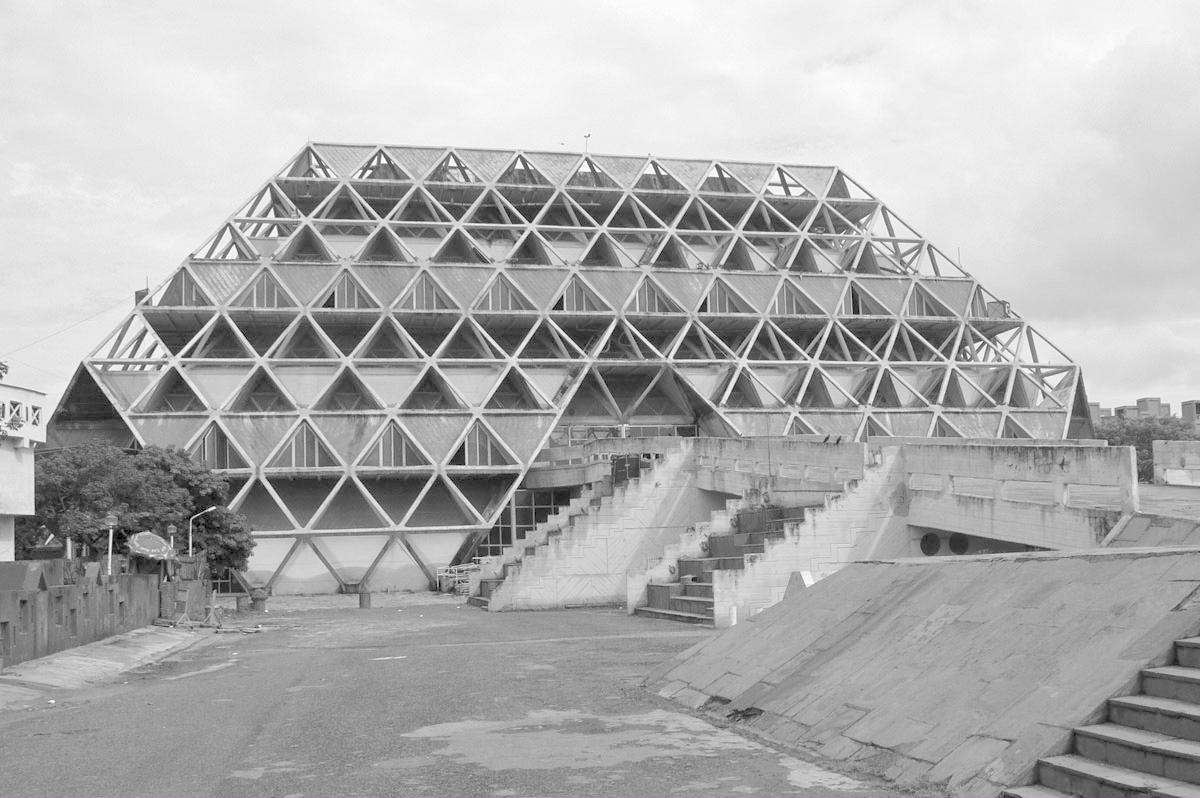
0;594;914;798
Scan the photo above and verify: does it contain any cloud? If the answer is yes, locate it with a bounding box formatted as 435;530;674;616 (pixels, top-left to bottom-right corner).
0;0;1197;411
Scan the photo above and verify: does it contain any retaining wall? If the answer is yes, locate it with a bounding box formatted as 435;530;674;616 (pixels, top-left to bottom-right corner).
0;561;159;669
648;548;1200;796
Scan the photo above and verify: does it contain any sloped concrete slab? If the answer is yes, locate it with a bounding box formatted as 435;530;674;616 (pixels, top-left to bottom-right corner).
645;548;1200;797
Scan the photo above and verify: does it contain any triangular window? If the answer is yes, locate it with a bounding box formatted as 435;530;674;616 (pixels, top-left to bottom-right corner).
648;237;692;268
629;278;683;314
673;322;734;360
700;279;754;314
486;370;544;410
230;370;295;412
352;149;411;181
774;282;823;315
432;229;489;264
397;273;457;311
507;232;557;266
315;185;376;221
537;192;596;227
267;422;339;468
634;160;685;192
567;157;620;189
518;320;579;359
427;152;480;183
197;224;258;261
230;315;291;355
497;154;550;186
356;227;411;263
765;167;815;197
1002;417;1032;439
182;317;251;359
359;322;420;359
360;423;429;468
449;422;515;467
281;147;335;179
476;275;534;311
700;163;751;194
232;271;295;308
401;371;464;410
314;370;381;411
844;284;890;316
552;276;607;312
440;322;503;359
465;190;525;225
274;319;336;359
158;270;213;307
596;322;652;359
906;284;957;317
189;424;248;469
606;195;662;228
579;233;634;268
318;272;377;309
143;371;204;412
392;189;453;223
276;226;335;262
722;371;764;408
236;184;299;222
798;374;838;408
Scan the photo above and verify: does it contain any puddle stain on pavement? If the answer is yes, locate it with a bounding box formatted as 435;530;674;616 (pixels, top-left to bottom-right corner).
382;707;867;794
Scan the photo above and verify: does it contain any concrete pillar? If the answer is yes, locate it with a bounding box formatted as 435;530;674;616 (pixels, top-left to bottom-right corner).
0;516;14;561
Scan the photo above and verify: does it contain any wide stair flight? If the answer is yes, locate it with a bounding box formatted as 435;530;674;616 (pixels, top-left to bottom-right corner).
1005;635;1200;797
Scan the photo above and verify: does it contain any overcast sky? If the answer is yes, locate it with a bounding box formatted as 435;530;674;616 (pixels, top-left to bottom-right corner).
2;1;1197;412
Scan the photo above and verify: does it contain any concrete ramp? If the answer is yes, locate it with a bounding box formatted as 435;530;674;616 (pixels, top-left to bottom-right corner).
647;548;1200;797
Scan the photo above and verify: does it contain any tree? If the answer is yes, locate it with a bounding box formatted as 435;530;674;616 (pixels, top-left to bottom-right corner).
20;442;254;572
1095;415;1200;483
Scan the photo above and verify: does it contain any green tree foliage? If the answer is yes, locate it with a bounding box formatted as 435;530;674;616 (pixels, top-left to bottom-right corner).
21;442;254;571
1095;415;1200;483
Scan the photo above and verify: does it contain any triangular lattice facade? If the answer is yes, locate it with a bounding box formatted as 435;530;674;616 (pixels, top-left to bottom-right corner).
50;143;1092;593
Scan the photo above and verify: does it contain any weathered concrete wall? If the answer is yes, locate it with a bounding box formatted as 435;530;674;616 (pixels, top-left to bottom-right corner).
692;436;866;504
899;440;1135;549
1154;440;1200;486
685;439;1136;627
0;561;159;669
648;548;1200;797
489;449;727;610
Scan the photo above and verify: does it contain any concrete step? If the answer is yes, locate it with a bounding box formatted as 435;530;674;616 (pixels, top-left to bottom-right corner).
678;557;744;580
478;577;505;599
466;595;489;609
645;583;682;611
1038;753;1199;798
1178;638;1200;669
1075;722;1200;783
633;606;714;626
999;785;1072;798
1144;666;1200;704
681;581;713;599
669;595;713;617
1109;695;1200;742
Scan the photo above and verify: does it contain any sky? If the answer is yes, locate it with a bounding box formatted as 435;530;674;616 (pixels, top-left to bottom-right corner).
2;1;1198;412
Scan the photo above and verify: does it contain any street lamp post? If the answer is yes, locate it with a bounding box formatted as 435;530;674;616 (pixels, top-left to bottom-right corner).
103;513;118;576
166;523;177;552
188;507;218;557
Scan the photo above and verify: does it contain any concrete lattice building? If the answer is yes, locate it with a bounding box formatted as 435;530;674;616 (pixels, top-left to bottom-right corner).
48;143;1093;593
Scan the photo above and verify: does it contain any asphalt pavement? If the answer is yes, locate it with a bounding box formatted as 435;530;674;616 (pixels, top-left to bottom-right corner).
0;593;922;798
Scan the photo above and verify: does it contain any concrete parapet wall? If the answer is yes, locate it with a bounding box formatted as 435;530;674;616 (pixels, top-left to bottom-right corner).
692;436;866;503
648;548;1200;796
490;449;726;610
1154;440;1200;487
0;561;159;669
897;441;1136;549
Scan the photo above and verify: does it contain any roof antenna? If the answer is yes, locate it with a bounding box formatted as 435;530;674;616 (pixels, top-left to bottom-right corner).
583;133;591;154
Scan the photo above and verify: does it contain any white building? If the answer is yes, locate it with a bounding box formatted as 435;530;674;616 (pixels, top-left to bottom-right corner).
0;382;47;560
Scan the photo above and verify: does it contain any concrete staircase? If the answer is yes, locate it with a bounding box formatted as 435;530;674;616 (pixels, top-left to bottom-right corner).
471;451;705;611
634;526;782;626
1005;636;1200;798
468;483;608;609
